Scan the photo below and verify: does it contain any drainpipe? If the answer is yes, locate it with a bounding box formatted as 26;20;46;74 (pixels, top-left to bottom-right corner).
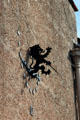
69;48;80;120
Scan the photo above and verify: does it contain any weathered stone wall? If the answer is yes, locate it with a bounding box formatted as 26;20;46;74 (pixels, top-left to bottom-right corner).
0;0;77;120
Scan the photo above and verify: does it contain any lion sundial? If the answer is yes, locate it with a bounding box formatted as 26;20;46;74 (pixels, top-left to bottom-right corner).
19;44;57;95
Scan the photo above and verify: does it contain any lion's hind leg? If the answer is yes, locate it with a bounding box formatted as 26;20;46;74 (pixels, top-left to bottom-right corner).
40;65;51;75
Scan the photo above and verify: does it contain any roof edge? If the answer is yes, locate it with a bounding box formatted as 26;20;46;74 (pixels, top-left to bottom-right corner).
68;0;78;12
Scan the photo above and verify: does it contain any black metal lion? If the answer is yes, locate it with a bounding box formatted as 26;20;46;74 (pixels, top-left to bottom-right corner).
28;44;59;75
28;44;52;75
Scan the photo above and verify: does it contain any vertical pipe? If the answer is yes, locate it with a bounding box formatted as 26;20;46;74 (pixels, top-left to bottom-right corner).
69;49;80;120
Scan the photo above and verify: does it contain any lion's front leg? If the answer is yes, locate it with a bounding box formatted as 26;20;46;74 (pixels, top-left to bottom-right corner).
41;47;52;58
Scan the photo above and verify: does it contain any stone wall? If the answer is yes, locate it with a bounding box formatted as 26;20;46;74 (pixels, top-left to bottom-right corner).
0;0;77;120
